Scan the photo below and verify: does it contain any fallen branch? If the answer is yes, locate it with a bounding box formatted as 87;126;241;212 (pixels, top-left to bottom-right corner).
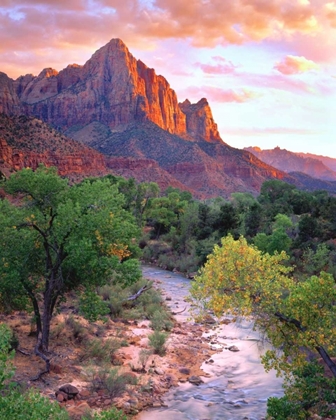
172;306;187;315
123;283;152;302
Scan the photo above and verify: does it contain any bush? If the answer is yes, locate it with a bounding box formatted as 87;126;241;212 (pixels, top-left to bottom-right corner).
79;291;110;322
84;366;137;398
82;338;122;364
150;310;173;331
0;390;70;419
98;285;126;318
65;315;86;341
137;349;152;371
148;331;168;356
267;361;336;419
82;407;127;420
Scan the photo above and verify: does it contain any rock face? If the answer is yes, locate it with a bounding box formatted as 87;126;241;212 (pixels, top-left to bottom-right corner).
0;72;21;115
0;114;108;179
245;146;336;181
2;39;221;142
9;39;188;137
179;98;221;142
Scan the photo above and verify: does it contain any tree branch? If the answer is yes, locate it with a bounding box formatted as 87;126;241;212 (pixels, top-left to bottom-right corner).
123;284;152;302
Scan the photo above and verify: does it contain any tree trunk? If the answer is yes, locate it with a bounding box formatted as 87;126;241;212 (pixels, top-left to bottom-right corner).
316;346;336;378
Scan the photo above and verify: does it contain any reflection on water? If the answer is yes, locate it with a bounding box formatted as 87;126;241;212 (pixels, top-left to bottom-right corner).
138;266;283;420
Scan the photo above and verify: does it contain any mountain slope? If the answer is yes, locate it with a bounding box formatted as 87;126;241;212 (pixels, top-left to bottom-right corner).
0;114;108;179
245;146;336;181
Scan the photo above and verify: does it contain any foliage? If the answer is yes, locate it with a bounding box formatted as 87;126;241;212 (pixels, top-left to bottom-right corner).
190;235;336;378
0;324;69;419
84;366;137;397
267;362;336;419
0;390;70;420
0;166;141;354
0;324;15;391
82;338;122;364
148;331;168;356
150;310;174;331
79;291;110;322
254;213;292;255
82;407;128;420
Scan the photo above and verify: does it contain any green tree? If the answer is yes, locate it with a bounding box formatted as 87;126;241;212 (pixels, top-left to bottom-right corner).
190;235;336;378
0;167;141;371
254;214;293;255
145;192;187;237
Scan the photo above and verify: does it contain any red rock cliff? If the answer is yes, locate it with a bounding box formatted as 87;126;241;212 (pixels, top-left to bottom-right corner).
11;39;188;136
179;98;222;142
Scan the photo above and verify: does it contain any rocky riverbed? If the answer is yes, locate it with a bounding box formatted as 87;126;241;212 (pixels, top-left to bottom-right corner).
137;265;284;420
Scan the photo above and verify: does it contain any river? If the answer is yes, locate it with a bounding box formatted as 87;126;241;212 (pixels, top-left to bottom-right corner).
137;265;284;420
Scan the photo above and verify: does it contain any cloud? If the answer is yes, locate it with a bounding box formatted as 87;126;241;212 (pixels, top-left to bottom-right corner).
196;56;238;75
274;55;319;75
0;0;335;78
183;86;260;103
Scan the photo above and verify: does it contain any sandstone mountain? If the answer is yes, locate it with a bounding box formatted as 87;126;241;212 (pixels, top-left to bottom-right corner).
245;146;336;182
0;38;335;197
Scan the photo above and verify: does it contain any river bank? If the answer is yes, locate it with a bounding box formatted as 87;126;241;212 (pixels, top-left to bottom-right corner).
137;265;284;420
2;265;283;419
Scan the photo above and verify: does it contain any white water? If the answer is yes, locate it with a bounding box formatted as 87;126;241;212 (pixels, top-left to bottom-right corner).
138;266;284;420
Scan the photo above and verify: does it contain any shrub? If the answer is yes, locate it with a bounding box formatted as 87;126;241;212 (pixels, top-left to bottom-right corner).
79;291;110;322
150;310;173;331
267;361;336;419
82;338;121;364
84;366;137;398
148;331;168;356
82;407;127;420
0;390;70;419
65;315;86;341
0;324;15;391
138;349;152;371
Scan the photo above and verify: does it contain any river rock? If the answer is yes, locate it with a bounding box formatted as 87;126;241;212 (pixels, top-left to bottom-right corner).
203;314;216;324
178;367;190;375
228;345;240;352
188;375;204;386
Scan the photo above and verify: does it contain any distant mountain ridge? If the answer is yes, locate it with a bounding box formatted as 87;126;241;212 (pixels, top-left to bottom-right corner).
245;146;336;182
0;38;336;197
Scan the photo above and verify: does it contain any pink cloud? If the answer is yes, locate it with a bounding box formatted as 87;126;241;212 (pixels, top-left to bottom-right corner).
196;56;238;75
183;86;260;103
0;0;336;78
274;55;319;75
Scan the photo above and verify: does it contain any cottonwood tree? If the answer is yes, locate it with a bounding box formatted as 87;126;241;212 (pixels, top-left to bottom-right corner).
190;235;336;378
0;167;141;374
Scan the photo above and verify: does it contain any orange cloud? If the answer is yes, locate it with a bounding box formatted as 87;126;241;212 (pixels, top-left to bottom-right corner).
0;0;335;78
274;55;319;75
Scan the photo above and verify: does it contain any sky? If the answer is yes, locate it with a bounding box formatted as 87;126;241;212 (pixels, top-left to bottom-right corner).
1;0;336;158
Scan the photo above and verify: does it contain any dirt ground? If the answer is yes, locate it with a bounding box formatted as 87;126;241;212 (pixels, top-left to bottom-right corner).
1;297;216;419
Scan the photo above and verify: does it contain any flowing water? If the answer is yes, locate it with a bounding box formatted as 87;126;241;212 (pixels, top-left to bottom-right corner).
138;265;284;420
